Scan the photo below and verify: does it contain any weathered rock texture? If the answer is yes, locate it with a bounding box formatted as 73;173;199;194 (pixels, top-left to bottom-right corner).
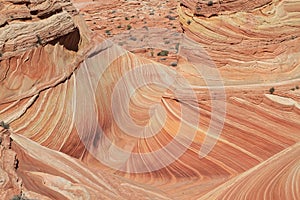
72;0;182;66
179;0;300;84
0;129;22;199
0;0;85;58
0;0;300;199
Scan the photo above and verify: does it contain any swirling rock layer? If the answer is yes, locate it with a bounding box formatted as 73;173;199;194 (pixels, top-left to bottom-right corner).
0;0;300;199
179;0;300;84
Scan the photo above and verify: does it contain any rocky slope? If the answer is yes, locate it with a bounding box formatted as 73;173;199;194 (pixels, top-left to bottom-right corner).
179;0;300;84
0;0;170;199
0;0;300;199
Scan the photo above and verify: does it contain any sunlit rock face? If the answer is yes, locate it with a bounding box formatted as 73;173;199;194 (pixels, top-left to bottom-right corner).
0;0;82;58
0;0;300;199
179;0;300;84
180;0;272;17
0;129;22;200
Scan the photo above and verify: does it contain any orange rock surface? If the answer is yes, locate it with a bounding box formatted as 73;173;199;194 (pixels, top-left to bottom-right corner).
0;0;299;199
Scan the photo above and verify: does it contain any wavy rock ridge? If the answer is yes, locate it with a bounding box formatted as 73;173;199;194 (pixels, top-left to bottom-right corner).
0;0;300;199
179;0;300;84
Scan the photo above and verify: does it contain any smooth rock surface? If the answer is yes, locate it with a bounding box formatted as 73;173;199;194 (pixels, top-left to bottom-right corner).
0;0;299;199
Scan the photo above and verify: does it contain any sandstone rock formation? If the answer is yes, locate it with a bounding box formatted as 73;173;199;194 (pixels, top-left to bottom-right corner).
0;0;84;58
0;0;300;199
0;128;22;199
179;0;300;84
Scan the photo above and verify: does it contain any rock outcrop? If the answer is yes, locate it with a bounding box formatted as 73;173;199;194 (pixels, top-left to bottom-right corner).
0;128;22;200
0;0;87;58
0;0;300;199
179;0;300;84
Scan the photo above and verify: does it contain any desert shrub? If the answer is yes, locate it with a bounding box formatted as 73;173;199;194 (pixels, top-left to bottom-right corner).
11;195;21;200
127;24;132;30
157;50;169;56
165;15;176;20
187;20;191;25
105;30;111;35
11;194;32;200
207;1;213;6
269;87;275;94
0;121;9;129
171;62;178;67
36;35;42;45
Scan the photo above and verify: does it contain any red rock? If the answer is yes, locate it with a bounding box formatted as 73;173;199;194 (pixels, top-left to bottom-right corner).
0;0;299;199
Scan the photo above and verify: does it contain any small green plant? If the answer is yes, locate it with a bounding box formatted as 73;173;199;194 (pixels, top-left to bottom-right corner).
127;24;132;30
117;25;122;28
207;1;213;6
170;62;178;67
0;121;9;129
269;87;275;94
105;30;111;35
187;20;191;25
196;2;202;13
296;85;299;90
10;194;32;200
36;35;42;45
125;17;129;20
166;15;176;20
11;195;21;200
157;50;169;56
